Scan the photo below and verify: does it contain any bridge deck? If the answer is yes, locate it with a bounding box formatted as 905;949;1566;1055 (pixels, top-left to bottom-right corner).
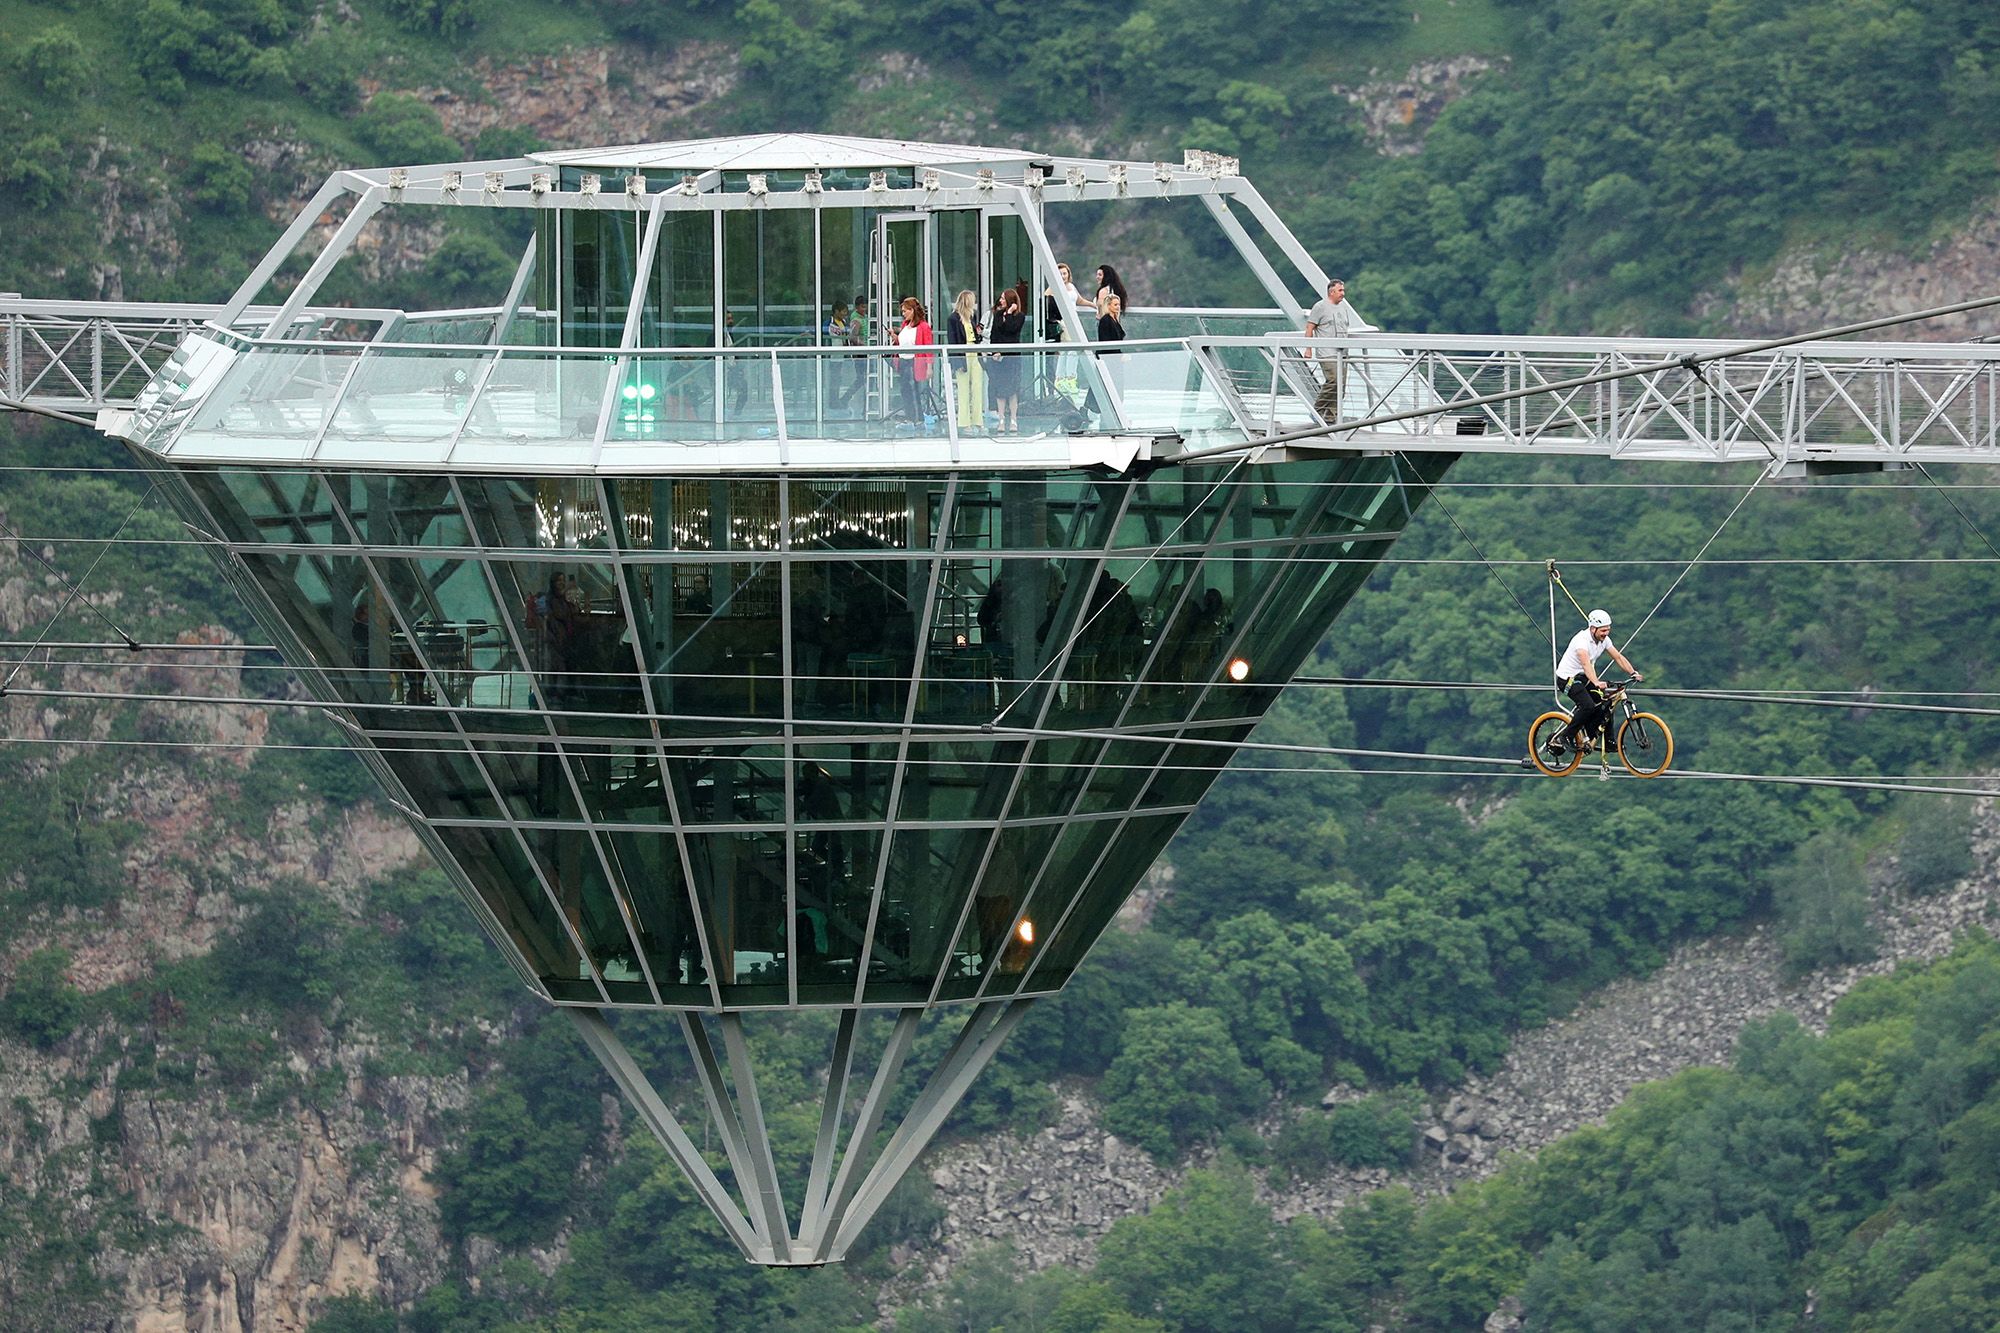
9;299;2000;470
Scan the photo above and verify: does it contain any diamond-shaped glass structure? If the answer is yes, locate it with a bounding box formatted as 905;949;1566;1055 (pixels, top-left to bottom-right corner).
105;134;1452;1262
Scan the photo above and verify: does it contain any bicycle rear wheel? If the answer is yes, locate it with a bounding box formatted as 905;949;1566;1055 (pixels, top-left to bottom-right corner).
1618;711;1674;777
1528;711;1582;776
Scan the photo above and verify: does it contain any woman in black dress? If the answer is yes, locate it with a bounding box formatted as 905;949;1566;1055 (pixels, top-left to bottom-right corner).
988;288;1026;432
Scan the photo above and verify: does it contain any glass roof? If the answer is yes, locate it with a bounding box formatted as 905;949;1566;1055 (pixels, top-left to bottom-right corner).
532;133;1047;173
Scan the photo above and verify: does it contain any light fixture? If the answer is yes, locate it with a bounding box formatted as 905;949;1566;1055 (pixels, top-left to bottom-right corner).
1025;166;1045;190
387;168;409;192
1109;163;1128;194
678;173;700;196
625;173;648;197
1226;656;1252;683
1064;166;1087;190
529;171;551;196
746;173;769;196
1015;918;1035;945
442;169;464;194
1153;161;1174;184
976;167;995;190
1216;155;1240;178
482;171;503;198
802;169;823;194
868;169;888;192
578;173;601;198
1183;149;1207;170
922;170;941;192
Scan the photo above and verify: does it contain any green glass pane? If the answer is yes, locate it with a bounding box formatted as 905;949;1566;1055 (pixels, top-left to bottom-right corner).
895;740;1022;824
1021;814;1183;995
859;824;989;1004
686;831;790;1005
433;823;581;987
668;746;786;827
601;830;714;1002
931;821;1059;1002
516;824;647;998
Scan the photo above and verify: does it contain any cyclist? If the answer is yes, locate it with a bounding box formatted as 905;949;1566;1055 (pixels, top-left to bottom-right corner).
1552;609;1643;753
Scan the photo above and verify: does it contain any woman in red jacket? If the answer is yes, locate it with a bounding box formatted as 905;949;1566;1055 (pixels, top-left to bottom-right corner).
896;296;936;423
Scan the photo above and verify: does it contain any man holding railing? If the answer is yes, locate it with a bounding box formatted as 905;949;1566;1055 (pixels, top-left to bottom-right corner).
1303;278;1352;422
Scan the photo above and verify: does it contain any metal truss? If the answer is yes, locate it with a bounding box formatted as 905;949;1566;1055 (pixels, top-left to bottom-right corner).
567;999;1030;1264
0;298;402;415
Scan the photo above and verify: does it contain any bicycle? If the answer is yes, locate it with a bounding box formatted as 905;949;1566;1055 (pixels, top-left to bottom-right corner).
1527;677;1674;778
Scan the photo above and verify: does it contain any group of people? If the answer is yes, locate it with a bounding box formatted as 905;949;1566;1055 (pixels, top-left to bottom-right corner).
820;262;1131;434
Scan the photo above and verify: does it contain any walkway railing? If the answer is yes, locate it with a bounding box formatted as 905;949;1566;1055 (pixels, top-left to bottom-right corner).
12;296;2000;469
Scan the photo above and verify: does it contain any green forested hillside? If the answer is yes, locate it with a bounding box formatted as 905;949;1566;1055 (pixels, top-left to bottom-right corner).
2;1;1999;1330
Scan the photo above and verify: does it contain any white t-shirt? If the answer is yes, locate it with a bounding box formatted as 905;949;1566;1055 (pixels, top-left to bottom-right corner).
1306;296;1353;337
1557;627;1614;683
897;324;918;359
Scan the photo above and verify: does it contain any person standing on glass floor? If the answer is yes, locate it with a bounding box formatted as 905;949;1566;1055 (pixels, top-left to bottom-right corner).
1304;277;1354;422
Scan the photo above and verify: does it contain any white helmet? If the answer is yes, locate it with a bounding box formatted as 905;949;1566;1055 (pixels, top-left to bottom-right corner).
1587;609;1612;628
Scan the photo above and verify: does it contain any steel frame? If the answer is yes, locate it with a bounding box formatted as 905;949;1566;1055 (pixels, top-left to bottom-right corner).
566;999;1029;1264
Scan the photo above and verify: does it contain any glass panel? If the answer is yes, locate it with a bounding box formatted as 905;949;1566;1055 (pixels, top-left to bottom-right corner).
989;813;1126;997
190;467;344;550
796;746;900;825
455;351;614;455
500;552;649;723
668;748;786;827
230;549;390;705
1019;814;1183;994
333;471;469;548
796;828;883;1004
563;209;643;348
601;830;713;1001
723;210;815;348
650;211;716;349
930;822;1059;1002
685;831;790;1004
566;743;671;826
1012;736;1099;818
171;346;361;460
468;737;584;823
858;824;986;1004
818;208;870;350
987;212;1039;342
516;824;648;999
1107;343;1243;446
433;823;582;989
790;555;924;724
321;349;496;448
896;739;1023;824
372;737;501;820
643;560;782;723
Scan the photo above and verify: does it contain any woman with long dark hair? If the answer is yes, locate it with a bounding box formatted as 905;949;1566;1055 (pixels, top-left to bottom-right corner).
988;287;1026;432
1095;264;1129;312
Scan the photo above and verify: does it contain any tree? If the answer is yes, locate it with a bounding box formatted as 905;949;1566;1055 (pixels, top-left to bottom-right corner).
20;25;90;100
1093;1170;1299;1332
1100;1003;1267;1158
1893;795;1976;895
0;947;82;1049
1774;830;1877;977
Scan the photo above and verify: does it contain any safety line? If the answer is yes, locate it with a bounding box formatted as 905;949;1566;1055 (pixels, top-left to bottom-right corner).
1397;453;1552;646
1622;469;1767;650
1915;460;2000;565
0;484;155;682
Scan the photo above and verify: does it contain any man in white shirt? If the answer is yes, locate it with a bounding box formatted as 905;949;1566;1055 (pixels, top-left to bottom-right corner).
1304;278;1353;421
1553;608;1643;752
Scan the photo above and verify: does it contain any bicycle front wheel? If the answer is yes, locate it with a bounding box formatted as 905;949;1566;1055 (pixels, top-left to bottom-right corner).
1529;711;1582;776
1618;711;1674;777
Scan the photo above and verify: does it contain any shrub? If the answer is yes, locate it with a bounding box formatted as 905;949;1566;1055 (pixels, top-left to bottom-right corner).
0;948;84;1049
355;93;458;165
1775;831;1878;978
1101;1003;1267;1159
188;144;255;215
1895;796;1977;895
1272;1089;1423;1181
381;0;486;37
21;25;90;100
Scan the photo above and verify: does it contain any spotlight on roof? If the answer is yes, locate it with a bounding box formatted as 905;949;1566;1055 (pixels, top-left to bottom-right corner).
482;171;503;198
1064;166;1087;190
1216;155;1240;178
678;173;700;196
922;170;941;192
976;168;995;190
578;173;601;198
868;170;888;192
387;168;409;192
1183;149;1208;171
1153;161;1174;184
1109;163;1128;194
1025;166;1045;190
442;169;464;194
625;173;648;197
802;169;823;194
746;173;769;196
1226;656;1252;683
529;172;551;196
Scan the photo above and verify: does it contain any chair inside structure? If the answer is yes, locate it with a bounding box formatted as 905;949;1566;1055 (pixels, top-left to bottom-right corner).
89;133;1453;1264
